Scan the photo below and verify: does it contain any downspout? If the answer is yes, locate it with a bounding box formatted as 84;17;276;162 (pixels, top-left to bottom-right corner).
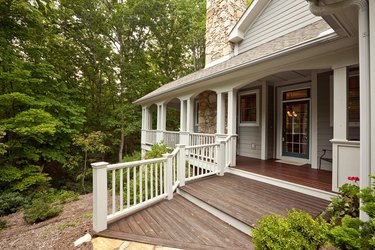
307;0;370;221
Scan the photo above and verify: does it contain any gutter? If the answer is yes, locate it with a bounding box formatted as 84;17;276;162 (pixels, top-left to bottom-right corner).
307;0;370;221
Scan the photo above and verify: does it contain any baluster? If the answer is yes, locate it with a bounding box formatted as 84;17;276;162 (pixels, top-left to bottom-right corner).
140;165;143;203
120;168;123;211
133;166;137;205
151;163;154;198
127;168;130;208
112;170;116;214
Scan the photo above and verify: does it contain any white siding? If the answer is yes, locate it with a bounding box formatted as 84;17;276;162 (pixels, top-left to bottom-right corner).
238;126;262;158
317;72;333;171
238;0;322;54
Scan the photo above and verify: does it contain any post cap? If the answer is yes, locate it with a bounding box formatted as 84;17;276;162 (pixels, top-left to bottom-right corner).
91;162;109;169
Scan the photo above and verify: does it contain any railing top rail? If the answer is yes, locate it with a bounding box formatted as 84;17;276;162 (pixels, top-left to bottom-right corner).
107;157;166;170
186;143;219;149
189;132;216;136
164;130;180;134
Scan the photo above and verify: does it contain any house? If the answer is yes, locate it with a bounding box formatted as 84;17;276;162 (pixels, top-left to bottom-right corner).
91;0;375;246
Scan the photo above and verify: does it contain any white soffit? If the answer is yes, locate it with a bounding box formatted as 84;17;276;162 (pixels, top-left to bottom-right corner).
228;0;271;43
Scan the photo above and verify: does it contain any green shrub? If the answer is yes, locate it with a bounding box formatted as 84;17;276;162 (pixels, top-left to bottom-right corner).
252;210;329;250
0;192;28;216
326;176;375;249
325;178;360;224
145;142;172;159
0;218;6;231
23;198;62;224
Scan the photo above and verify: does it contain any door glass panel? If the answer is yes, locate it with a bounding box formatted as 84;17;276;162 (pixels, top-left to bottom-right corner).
283;101;309;158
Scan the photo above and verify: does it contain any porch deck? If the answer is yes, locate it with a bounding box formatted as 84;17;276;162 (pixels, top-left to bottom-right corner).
234;156;332;192
97;194;254;250
97;173;329;249
180;173;330;228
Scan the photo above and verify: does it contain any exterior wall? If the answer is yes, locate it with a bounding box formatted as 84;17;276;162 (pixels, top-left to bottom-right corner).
238;0;322;54
198;91;217;134
205;0;246;66
317;72;333;171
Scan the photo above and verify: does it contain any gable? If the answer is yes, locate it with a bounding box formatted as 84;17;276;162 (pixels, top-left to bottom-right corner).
232;0;324;54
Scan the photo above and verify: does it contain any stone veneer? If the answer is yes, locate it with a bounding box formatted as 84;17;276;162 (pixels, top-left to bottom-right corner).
205;0;246;66
197;91;228;134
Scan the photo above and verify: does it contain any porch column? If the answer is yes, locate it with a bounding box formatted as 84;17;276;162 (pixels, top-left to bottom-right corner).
261;81;267;160
311;71;318;169
228;90;237;166
216;92;225;136
179;98;190;145
370;0;375;178
331;66;348;192
156;102;166;143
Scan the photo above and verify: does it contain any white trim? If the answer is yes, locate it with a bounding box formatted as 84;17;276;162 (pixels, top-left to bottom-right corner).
238;89;260;126
229;0;271;43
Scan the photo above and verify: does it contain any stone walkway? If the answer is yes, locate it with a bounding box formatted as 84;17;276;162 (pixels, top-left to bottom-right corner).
92;237;181;250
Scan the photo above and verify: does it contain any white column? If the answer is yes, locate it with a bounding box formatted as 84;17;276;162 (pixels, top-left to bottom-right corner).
187;98;194;132
358;2;371;221
311;71;318;169
216;92;225;135
228;90;237;166
332;66;347;192
370;0;375;178
261;82;267;160
156;103;166;143
333;67;347;139
92;162;108;233
179;99;186;132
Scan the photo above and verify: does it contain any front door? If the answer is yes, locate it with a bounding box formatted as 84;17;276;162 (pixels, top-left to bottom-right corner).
282;101;309;159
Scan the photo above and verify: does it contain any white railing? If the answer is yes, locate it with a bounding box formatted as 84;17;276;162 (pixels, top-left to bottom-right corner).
92;140;227;233
144;130;157;145
189;132;216;146
185;143;221;181
164;131;180;148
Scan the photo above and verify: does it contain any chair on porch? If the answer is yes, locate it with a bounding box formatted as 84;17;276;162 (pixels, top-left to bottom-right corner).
319;149;332;170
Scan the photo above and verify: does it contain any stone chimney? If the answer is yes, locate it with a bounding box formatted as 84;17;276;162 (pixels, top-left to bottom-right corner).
205;0;246;67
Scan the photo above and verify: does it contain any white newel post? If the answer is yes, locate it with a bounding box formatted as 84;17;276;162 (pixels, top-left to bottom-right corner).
163;153;174;200
177;144;186;187
218;140;225;176
92;161;108;233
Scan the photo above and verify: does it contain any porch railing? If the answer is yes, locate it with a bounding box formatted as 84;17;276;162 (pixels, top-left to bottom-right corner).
144;130;157;145
189;132;216;146
164;131;180;148
92;139;230;233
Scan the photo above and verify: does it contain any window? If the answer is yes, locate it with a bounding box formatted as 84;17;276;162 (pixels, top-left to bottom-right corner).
239;90;259;125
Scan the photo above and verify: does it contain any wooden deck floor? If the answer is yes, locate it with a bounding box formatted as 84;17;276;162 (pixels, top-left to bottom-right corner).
234;156;332;192
97;194;254;250
180;173;330;228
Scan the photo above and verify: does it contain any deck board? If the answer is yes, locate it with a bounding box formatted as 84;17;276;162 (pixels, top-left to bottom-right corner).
98;194;253;250
234;156;332;192
180;173;330;227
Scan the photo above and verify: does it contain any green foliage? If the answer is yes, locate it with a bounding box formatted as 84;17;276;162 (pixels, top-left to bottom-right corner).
23;198;63;224
326;176;375;249
325;181;360;223
145;142;172;159
252;210;329;250
0;192;28;216
0;218;6;231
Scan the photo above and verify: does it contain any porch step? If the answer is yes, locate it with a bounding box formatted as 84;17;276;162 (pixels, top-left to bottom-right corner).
228;167;336;201
178;173;330;237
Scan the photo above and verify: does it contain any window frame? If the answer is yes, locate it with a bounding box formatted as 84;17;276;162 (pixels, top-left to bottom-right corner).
238;89;260;126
